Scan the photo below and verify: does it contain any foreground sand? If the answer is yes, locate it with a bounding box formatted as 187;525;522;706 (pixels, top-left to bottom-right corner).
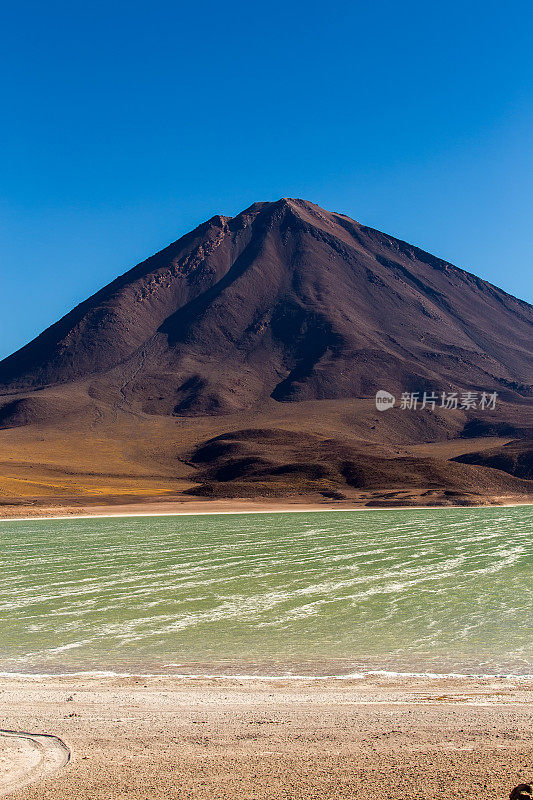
0;674;532;799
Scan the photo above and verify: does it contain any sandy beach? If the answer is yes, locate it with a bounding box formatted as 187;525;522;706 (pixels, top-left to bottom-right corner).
0;674;531;799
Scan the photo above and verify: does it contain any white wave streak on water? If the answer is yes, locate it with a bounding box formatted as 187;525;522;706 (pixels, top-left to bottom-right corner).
10;592;305;661
1;547;476;615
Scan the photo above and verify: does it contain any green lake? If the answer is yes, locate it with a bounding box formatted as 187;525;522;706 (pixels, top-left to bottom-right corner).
0;506;531;676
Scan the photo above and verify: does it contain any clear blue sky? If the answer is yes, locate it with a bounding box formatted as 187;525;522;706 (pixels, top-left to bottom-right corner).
1;0;532;361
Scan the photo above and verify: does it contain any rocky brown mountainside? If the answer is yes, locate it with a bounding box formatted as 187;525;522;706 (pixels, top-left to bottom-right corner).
0;198;531;410
0;198;531;510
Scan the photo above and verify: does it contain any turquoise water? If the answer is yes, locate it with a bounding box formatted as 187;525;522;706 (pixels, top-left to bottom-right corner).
0;507;531;676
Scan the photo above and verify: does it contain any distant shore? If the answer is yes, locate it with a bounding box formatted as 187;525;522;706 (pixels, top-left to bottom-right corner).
0;495;531;522
0;673;531;800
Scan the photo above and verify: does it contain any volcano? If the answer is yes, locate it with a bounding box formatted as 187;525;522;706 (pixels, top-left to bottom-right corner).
0;199;531;511
1;198;531;411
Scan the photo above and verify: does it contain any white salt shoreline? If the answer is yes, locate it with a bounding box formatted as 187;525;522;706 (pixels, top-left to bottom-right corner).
1;501;531;522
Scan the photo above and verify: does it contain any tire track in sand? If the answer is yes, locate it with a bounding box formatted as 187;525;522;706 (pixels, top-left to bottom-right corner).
0;729;71;797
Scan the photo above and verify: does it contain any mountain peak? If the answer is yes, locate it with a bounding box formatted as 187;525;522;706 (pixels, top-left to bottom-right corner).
0;199;530;415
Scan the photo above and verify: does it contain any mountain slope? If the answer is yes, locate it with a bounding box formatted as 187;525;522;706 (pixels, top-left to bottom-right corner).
0;198;531;418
